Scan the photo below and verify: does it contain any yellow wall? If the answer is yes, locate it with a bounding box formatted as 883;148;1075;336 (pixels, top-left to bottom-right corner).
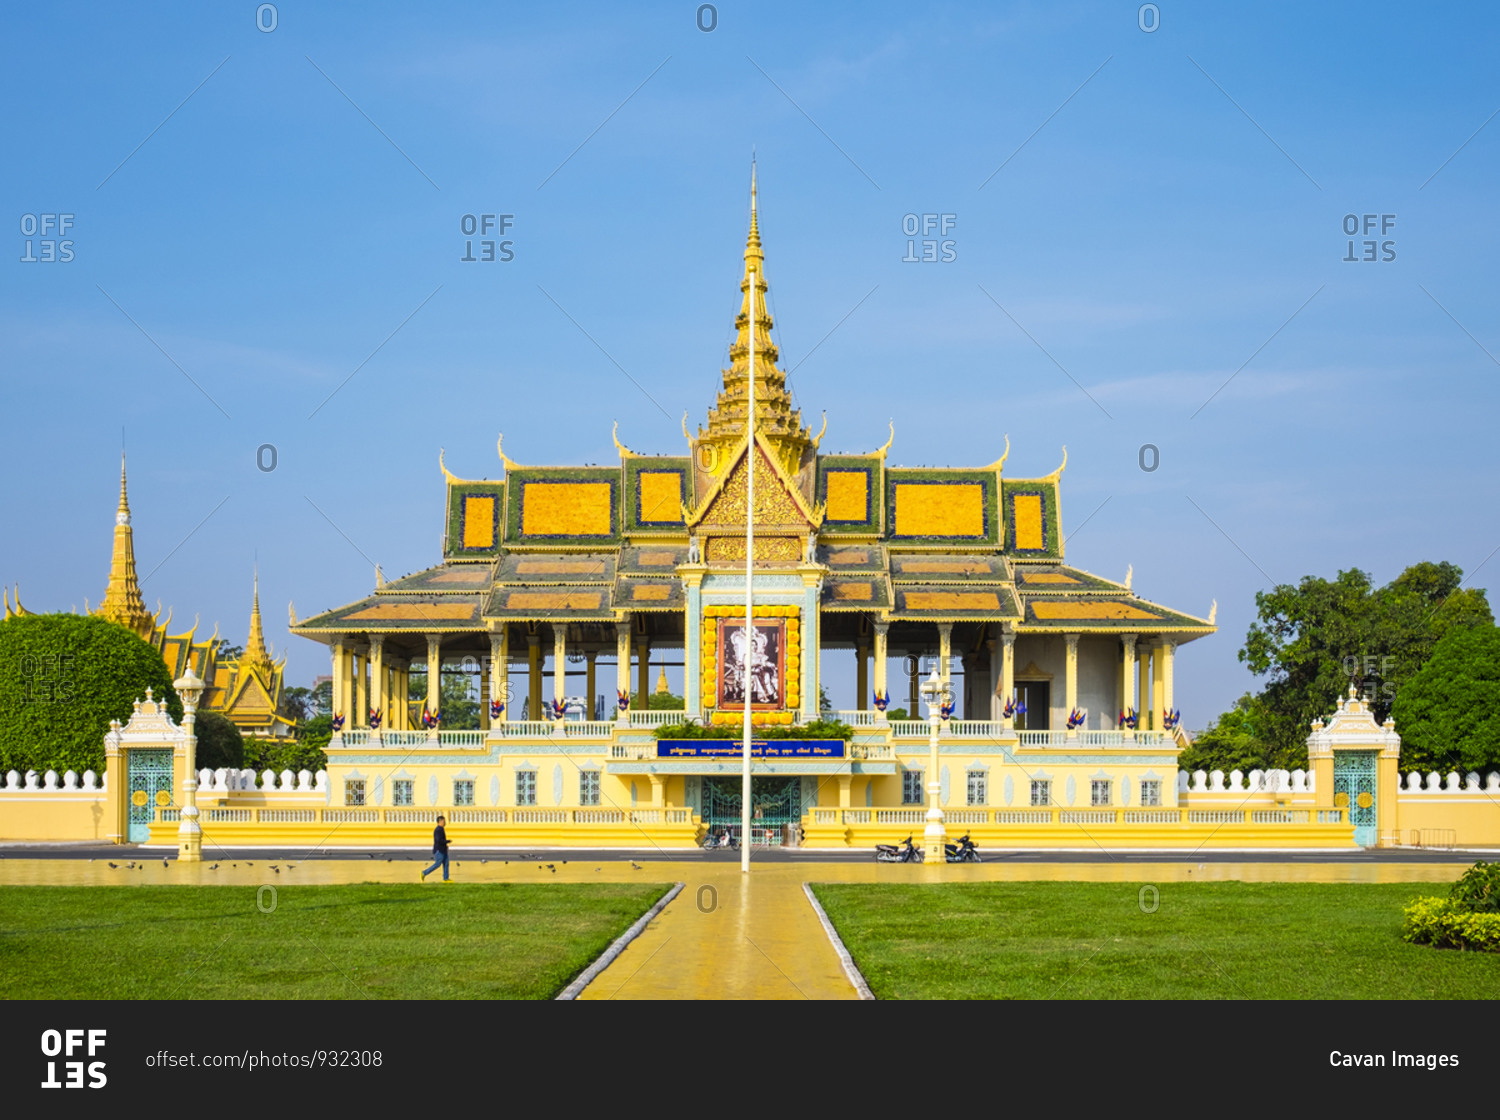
0;794;112;841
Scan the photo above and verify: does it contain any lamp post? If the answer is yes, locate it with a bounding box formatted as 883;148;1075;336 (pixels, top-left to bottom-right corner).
174;667;206;863
920;668;948;864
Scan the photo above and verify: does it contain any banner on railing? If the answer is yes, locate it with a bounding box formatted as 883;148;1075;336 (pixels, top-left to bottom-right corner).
656;739;846;759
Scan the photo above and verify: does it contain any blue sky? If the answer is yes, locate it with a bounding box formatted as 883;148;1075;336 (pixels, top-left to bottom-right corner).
3;2;1497;722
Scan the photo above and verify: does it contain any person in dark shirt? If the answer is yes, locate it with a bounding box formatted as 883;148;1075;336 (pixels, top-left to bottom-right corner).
421;816;453;881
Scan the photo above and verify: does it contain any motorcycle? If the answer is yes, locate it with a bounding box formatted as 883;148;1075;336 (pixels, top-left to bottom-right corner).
701;828;738;851
875;835;921;863
945;833;981;863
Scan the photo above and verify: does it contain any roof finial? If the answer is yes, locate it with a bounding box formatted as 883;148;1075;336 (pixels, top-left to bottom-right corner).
245;567;271;669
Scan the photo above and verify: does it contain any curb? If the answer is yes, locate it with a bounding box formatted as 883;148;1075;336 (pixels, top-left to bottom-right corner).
556;881;684;1000
803;882;874;1000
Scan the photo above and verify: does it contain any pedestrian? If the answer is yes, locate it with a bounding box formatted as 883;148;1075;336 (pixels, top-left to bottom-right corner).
421;815;452;881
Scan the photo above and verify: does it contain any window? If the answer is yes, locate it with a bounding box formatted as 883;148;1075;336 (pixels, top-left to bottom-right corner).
902;770;924;804
344;779;365;807
1140;780;1161;807
392;780;414;807
966;770;987;806
1091;779;1112;807
580;771;601;806
516;770;536;806
453;779;475;807
1030;780;1051;807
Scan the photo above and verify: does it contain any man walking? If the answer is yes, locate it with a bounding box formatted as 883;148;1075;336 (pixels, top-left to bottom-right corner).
421;815;453;881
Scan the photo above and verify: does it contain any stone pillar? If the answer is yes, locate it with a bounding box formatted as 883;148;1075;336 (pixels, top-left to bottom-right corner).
354;644;368;729
838;774;853;809
368;635;385;731
649;773;665;809
585;651;597;720
1122;634;1137;733
426;635;442;723
937;623;953;689
554;625;568;713
527;633;542;720
855;644;869;712
987;638;1000;721
331;639;347;723
1161;639;1176;719
393;660;408;729
908;647;920;714
636;637;651;707
490;628;508;724
615;620;632;724
1064;633;1079;735
1001;627;1016;730
1152;641;1166;733
1137;645;1151;733
873;622;889;714
479;655;490;731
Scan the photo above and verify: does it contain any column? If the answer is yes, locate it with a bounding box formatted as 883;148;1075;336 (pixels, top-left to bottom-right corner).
1064;633;1079;734
1137;644;1150;733
648;774;665;809
837;774;853;809
527;633;542;720
1161;639;1176;719
615;619;632;723
855;643;869;712
908;647;920;714
987;638;1000;722
1122;634;1137;733
873;621;889;714
937;623;953;689
1001;627;1016;729
369;635;385;732
585;651;597;720
489;628;508;724
553;625;568;713
354;644;368;728
479;655;490;731
393;660;408;729
1152;641;1166;733
331;639;346;724
426;634;442;725
636;636;651;707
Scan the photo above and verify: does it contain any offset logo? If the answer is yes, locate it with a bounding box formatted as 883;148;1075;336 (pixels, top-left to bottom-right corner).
40;1029;107;1089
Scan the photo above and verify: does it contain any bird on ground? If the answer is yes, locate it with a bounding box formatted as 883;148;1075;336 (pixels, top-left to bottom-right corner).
630;861;642;870
162;859;168;867
108;862;118;869
209;864;219;870
549;867;556;873
287;865;295;871
125;861;136;869
246;862;253;866
271;866;280;874
481;859;489;864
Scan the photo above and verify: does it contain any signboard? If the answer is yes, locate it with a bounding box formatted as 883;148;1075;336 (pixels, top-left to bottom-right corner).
656;739;846;760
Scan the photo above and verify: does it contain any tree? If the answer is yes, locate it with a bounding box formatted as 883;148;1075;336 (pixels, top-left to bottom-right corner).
407;668;480;728
280;686;314;724
192;709;244;771
1391;625;1500;776
1233;563;1492;769
1177;693;1273;774
310;678;332;717
218;643;245;661
0;613;181;776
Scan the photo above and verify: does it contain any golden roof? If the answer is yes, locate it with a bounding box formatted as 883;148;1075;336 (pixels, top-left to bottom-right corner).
94;454;156;639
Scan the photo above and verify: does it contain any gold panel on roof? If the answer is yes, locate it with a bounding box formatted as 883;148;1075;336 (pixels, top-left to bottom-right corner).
345;602;477;621
505;590;605;610
904;590;1000;611
894;483;984;537
521;482;613;536
1013;494;1045;550
1031;600;1158;620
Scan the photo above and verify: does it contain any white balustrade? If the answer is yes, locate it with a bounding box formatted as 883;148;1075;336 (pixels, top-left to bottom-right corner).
439;730;485;747
627;710;689;727
342;731;370;746
835;710;878;727
947;720;1007;739
888;721;929;738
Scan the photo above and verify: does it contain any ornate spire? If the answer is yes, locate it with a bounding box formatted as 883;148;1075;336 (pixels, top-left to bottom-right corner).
244;568;272;671
94;455;155;639
695;164;813;477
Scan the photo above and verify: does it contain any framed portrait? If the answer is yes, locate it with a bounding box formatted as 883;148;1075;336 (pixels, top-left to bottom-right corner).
715;618;786;711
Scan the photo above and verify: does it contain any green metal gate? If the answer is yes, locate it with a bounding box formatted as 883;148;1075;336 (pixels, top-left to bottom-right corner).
702;777;802;846
1334;750;1378;848
127;749;174;843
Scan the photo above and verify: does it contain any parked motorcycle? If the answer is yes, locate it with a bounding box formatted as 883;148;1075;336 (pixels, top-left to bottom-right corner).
945;833;981;863
702;828;738;850
875;835;921;863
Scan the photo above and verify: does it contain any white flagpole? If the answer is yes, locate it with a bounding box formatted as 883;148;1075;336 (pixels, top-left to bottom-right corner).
742;183;757;873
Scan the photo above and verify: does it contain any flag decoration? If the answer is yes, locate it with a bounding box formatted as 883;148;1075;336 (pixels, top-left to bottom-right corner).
1118;708;1138;730
422;707;441;730
490;699;504;720
1066;708;1086;730
368;709;382;729
873;689;889;712
939;697;956;721
551;698;567;719
1163;708;1182;730
617;689;630;712
1003;695;1027;720
331;713;345;733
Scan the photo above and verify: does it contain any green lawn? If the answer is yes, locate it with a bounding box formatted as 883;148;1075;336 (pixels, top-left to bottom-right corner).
811;881;1500;999
0;883;671;999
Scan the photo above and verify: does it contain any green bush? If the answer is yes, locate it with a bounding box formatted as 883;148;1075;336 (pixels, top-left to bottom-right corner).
1448;860;1500;914
245;738;327;777
1403;861;1500;952
0;613;181;776
1402;897;1500;952
191;709;243;771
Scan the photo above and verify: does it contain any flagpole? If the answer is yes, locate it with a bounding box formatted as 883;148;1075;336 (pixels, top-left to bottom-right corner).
742;254;756;874
742;167;758;873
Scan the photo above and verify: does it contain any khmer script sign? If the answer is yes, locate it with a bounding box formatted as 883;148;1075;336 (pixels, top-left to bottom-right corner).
656;739;846;759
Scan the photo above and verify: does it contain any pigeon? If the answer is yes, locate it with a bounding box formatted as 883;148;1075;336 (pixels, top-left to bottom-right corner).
232;863;238;868
209;864;219;870
126;861;136;869
287;865;295;871
545;863;555;870
108;862;118;869
162;859;169;867
562;860;567;865
630;861;642;870
481;859;489;865
271;866;280;874
246;862;253;866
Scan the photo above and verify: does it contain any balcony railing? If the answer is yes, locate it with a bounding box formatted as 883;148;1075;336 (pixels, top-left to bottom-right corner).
628;711;689;727
834;710;881;727
805;807;1349;827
